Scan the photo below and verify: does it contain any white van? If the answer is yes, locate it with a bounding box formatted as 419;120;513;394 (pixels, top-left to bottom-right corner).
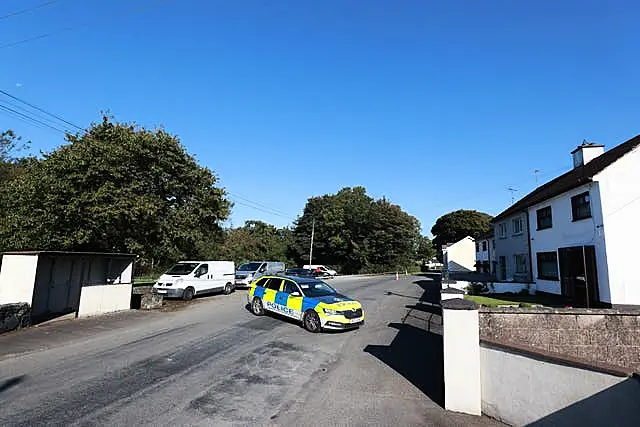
303;265;337;278
153;261;235;300
234;261;285;288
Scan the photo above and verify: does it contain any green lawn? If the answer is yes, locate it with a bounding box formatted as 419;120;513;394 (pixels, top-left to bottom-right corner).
465;293;566;307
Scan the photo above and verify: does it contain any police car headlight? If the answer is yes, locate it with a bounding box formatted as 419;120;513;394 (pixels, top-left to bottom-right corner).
323;308;339;316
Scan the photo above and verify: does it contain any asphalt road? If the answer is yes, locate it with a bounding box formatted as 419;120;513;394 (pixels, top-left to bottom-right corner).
0;274;503;426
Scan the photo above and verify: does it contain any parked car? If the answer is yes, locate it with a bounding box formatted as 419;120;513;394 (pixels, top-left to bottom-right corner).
153;261;235;300
285;268;318;278
234;261;285;288
247;275;364;332
303;264;337;278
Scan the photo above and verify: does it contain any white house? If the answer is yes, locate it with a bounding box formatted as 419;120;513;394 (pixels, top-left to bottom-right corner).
442;236;476;273
475;231;494;274
492;136;640;307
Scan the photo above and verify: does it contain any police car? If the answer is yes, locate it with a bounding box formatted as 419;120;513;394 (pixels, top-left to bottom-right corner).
247;275;364;332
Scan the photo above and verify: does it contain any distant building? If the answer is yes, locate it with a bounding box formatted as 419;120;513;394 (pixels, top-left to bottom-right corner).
442;236;476;273
475;231;495;275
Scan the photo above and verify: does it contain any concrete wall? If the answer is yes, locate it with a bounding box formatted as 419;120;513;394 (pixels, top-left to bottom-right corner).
479;307;640;372
493;213;531;282
527;182;609;300
487;282;535;295
0;254;39;305
481;343;640;426
444;237;476;272
77;284;132;317
595;145;640;305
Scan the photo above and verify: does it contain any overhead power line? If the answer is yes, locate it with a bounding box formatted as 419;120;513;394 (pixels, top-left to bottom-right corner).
0;89;83;131
0;103;66;134
230;199;296;221
228;191;294;218
0;0;60;21
0;0;172;49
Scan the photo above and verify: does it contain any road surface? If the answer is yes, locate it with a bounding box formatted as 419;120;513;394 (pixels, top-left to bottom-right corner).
0;274;502;426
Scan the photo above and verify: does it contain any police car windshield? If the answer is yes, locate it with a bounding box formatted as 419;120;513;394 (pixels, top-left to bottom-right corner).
166;263;199;275
238;262;262;272
299;281;336;298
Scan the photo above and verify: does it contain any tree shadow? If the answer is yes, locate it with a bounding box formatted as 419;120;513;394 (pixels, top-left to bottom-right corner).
364;322;444;406
365;274;445;406
0;375;25;394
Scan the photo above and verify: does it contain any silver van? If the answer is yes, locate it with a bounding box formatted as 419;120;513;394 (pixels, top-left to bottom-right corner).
234;261;285;288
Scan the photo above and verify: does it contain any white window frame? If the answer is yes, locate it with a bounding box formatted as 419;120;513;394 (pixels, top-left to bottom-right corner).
512;216;523;236
498;223;507;238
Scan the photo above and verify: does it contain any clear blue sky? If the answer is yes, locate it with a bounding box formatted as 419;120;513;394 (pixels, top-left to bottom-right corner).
2;0;639;235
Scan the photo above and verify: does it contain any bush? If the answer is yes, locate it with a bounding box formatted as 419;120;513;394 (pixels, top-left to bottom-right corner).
466;281;489;295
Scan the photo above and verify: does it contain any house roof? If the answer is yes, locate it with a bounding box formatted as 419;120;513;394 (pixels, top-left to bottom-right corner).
1;251;136;258
493;134;640;222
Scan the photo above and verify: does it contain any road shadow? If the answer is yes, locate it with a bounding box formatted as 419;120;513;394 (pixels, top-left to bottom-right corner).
364;322;444;406
0;375;25;395
365;274;445;406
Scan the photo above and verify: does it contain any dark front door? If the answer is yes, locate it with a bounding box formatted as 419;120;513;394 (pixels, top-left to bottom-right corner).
559;246;599;308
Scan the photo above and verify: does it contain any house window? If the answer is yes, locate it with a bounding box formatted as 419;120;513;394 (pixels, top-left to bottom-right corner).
482;241;487;251
512;217;523;235
514;254;527;274
571;192;592;221
536;206;553;230
537;252;559;280
498;223;507;238
476;242;480;252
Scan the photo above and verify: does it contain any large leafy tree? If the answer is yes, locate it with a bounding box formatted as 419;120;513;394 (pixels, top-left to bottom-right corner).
290;187;421;274
430;209;493;256
215;220;294;266
0;116;230;267
416;235;436;264
0;130;30;183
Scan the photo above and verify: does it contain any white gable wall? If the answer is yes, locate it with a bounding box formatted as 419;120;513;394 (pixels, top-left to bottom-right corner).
594;146;640;305
527;183;610;302
444;236;476;272
0;254;40;305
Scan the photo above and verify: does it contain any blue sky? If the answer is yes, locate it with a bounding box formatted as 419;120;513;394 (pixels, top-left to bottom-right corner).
2;0;639;235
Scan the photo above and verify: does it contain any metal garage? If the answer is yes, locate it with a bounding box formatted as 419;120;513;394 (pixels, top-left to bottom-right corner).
0;251;136;323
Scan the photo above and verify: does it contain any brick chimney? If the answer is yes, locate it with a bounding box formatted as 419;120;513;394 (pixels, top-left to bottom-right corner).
572;140;605;168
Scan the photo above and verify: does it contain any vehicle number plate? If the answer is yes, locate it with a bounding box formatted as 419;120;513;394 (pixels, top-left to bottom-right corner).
156;290;167;294
349;317;362;323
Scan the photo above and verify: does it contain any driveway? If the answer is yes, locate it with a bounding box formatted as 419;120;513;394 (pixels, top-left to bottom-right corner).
0;274;503;426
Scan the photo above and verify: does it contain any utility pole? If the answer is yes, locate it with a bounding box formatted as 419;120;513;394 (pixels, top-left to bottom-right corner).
309;218;315;266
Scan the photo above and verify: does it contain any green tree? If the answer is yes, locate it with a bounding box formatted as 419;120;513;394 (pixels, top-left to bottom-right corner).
0;130;30;183
0;116;230;266
430;209;493;258
216;220;294;266
416;235;436;264
290;187;421;274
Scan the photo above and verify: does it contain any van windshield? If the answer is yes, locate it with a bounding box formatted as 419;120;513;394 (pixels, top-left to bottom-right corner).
166;263;199;275
238;262;262;272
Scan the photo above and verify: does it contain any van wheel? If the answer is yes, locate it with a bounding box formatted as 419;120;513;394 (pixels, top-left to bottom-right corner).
251;297;265;316
183;287;195;301
303;310;321;333
223;283;233;295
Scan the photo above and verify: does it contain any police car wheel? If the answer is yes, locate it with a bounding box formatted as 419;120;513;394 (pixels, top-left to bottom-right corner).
303;310;321;333
251;297;265;316
223;283;232;295
183;287;195;301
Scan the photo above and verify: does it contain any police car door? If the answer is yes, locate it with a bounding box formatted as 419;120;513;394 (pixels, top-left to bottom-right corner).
262;278;283;314
281;279;303;320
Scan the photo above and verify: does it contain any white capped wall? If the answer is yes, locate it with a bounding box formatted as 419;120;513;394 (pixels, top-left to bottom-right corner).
0;254;39;305
528;183;609;301
595;146;640;305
